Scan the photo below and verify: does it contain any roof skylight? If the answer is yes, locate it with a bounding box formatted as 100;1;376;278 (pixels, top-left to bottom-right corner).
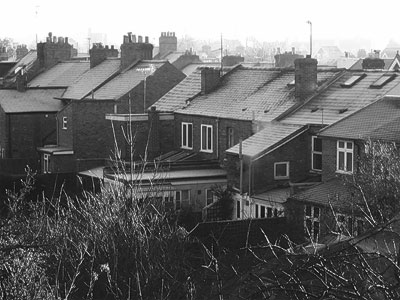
340;73;366;88
370;73;397;89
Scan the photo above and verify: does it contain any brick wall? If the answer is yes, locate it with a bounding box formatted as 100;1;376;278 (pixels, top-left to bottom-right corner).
174;114;253;161
9;113;57;159
117;63;185;114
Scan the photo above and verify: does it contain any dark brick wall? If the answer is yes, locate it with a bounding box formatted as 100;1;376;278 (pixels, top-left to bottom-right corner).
9;113;57;159
294;57;317;100
37;35;72;69
58;104;74;148
159;32;177;58
72;101;116;159
172;54;201;70
117;63;185;114
174;114;253;161
0;107;8;157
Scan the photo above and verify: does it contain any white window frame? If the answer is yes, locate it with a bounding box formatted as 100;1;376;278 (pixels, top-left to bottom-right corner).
43;154;50;174
274;162;289;179
305;205;320;241
62;116;68;130
175;189;190;210
205;189;217;206
181;122;193;149
311;136;322;171
201;124;213;153
227;127;234;148
336;140;354;174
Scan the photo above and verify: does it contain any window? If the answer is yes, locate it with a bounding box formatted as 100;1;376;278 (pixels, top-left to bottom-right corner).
181;122;193;149
340;73;366;88
175;190;190;210
312;136;322;171
227;127;235;148
201;124;213;152
274;162;289;179
236;200;241;219
43;154;50;174
305;205;320;241
337;140;353;173
370;73;396;88
62;116;68;129
336;213;364;236
205;189;216;206
255;204;259;218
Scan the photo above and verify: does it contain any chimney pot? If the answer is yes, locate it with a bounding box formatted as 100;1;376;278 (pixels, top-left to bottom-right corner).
65;37;68;44
123;35;129;44
132;35;136;43
292;47;295;54
53;36;57;43
145;36;149;43
138;36;143;43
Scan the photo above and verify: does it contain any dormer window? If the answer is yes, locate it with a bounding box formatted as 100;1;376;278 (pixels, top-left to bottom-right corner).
370;73;396;89
340;73;366;88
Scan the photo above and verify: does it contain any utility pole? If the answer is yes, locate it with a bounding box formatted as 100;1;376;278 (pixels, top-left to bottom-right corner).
307;20;312;57
220;34;223;75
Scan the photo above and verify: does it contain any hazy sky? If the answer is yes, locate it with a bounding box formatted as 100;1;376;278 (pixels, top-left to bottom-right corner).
3;0;399;51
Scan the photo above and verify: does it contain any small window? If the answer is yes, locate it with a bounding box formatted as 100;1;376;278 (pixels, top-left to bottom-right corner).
311;136;322;171
340;73;366;88
274;162;289;179
205;189;216;206
337;140;353;173
43;154;50;174
181;122;193;149
227;127;235;148
201;124;213;152
62;116;67;129
370;73;396;89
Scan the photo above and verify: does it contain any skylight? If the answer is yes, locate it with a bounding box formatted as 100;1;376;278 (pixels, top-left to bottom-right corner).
370;73;397;89
340;73;366;88
287;80;295;87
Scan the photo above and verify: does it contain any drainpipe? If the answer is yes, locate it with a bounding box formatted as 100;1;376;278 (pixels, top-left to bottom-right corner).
239;139;243;194
248;159;252;196
216;118;219;159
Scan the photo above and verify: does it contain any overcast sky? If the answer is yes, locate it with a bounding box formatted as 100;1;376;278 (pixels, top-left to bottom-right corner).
4;0;399;51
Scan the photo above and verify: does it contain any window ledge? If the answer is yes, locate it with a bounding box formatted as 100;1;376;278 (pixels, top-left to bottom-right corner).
200;149;213;153
335;170;353;175
310;169;322;174
274;176;289;180
181;146;193;150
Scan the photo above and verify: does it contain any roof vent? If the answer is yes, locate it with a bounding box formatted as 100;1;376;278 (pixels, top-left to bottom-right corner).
339;108;348;114
311;107;319;112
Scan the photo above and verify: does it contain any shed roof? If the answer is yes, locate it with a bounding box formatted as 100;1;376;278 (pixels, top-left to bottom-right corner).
0;89;64;113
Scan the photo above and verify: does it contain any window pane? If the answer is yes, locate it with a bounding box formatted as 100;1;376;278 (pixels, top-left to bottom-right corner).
306;219;312;234
313;137;322;152
236;201;241;218
338;141;345;148
255;204;259;218
313;153;322;170
207;127;212;150
260;206;266;218
182;190;189;201
314;207;320;218
267;207;272;218
188;124;192;147
305;205;311;216
275;163;288;177
346;153;353;172
201;126;206;149
313;222;320;240
182;124;187;146
346;142;353;150
175;191;181;201
338;152;345;170
206;190;213;205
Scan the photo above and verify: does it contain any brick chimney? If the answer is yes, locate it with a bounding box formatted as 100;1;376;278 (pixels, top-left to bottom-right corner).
159;32;177;58
294;56;318;100
120;32;153;70
37;32;73;69
201;67;220;94
89;43;119;68
222;55;244;67
362;57;385;70
147;106;160;159
16;45;29;60
16;69;27;92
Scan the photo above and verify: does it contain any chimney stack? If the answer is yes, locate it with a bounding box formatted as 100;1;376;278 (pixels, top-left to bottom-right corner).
37;32;73;69
294;56;318;100
120;32;153;69
362;57;385;70
201;67;220;94
90;43;119;68
159;31;177;58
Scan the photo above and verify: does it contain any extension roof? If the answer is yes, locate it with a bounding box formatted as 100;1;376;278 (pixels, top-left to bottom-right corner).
28;61;90;88
318;96;400;142
0;89;64;113
87;61;166;100
61;58;120;100
280;70;400;126
226;122;307;158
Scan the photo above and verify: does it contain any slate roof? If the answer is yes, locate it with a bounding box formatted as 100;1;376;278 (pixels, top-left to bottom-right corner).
152;68;202;112
226;122;306;157
61;58;120;100
28;61;90;88
319;97;400;141
0;89;64;113
180;62;221;76
175;66;339;122
280;71;400;126
87;61;166;100
289;177;354;208
5;50;38;78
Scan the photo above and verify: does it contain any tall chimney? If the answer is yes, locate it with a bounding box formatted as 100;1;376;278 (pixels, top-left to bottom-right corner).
159;31;177;58
201;68;220;94
294;56;318;100
37;32;73;69
120;33;153;69
89;43;119;68
147;106;160;159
